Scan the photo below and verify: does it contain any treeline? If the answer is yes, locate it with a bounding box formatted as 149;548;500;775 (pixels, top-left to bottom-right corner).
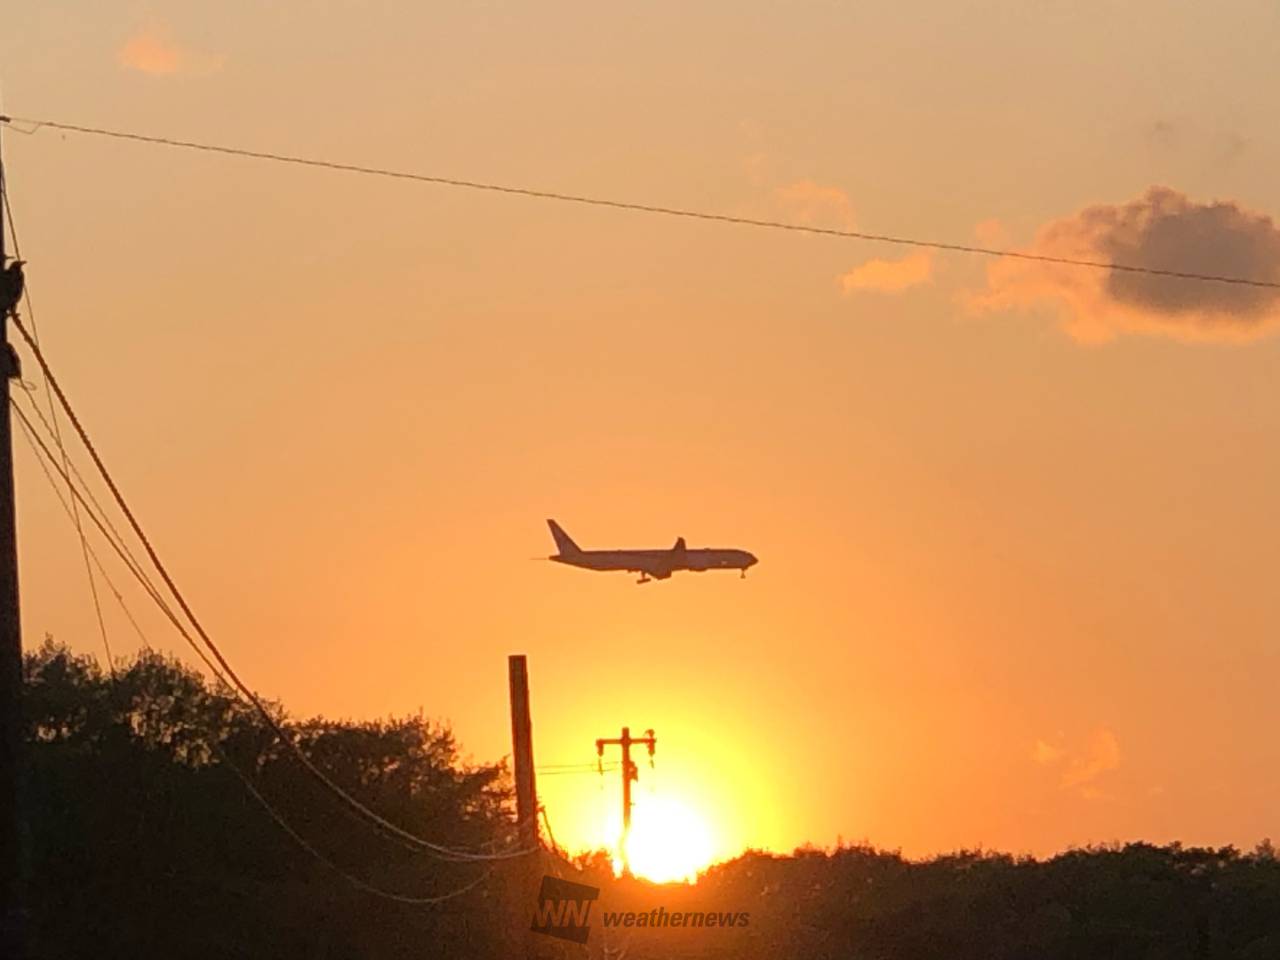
569;841;1280;960
22;641;528;959
20;641;1280;959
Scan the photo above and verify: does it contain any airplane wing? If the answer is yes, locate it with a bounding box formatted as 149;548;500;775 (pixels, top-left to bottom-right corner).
635;555;674;580
639;538;685;579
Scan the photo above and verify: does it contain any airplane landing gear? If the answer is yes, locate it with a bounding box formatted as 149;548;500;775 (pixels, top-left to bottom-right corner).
637;574;651;584
740;568;748;579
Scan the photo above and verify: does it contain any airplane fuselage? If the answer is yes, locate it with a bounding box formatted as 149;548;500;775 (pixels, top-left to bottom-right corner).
546;520;757;583
551;548;755;575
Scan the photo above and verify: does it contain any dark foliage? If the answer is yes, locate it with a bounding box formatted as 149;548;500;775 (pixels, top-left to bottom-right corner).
23;641;524;960
21;641;1280;959
561;842;1280;960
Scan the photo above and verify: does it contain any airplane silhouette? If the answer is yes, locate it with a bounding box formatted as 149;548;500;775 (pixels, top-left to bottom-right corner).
546;519;758;584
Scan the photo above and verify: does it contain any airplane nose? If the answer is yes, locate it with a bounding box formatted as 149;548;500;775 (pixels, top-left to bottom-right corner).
746;553;759;567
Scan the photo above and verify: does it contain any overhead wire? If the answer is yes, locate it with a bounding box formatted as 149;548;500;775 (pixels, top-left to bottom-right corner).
1;169;114;673
538;806;563;859
11;394;509;903
2;115;1279;292
12;397;243;685
7;315;533;863
0;111;750;894
14;381;170;616
211;738;494;905
12;400;151;649
12;384;232;693
11;399;235;691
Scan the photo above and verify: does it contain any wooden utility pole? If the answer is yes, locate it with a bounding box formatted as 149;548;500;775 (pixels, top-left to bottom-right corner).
507;655;538;851
0;125;26;960
507;655;542;960
595;727;655;877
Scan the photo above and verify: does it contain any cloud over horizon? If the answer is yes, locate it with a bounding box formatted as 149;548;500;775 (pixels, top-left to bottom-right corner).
1060;728;1122;791
841;251;933;294
118;25;224;76
773;180;855;230
973;187;1280;342
1035;728;1122;799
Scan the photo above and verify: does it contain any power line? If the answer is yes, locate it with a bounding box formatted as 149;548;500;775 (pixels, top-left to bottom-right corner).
12;397;512;903
14;381;168;613
7;320;534;864
13;379;213;677
3;115;1278;292
1;177;114;674
2;204;235;691
537;761;620;770
539;805;564;859
11;396;232;684
211;739;494;906
12;400;152;650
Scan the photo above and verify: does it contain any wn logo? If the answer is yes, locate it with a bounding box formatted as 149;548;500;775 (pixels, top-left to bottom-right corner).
531;875;600;944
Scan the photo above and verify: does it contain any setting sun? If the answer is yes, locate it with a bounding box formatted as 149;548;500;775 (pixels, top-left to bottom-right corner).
623;796;717;884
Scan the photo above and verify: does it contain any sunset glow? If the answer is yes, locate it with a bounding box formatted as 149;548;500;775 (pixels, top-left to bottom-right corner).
623;796;717;884
6;1;1280;875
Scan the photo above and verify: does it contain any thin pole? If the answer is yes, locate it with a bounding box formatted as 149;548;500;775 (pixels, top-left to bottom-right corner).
596;726;655;877
507;655;538;851
507;655;539;960
619;727;633;872
0;126;25;960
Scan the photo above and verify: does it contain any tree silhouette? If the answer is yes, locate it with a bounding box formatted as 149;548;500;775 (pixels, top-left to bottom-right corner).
20;640;1280;959
23;640;518;959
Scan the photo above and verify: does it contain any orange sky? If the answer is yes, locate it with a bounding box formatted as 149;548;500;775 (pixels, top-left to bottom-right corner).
3;1;1280;865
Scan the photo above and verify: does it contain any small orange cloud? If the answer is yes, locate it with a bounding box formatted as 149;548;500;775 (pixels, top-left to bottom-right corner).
1033;727;1122;799
1061;728;1121;790
1032;739;1064;766
774;180;855;229
118;26;223;76
840;251;933;294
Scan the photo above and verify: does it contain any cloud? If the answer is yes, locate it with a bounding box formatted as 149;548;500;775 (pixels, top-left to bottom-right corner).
118;25;223;76
1032;739;1063;766
971;187;1280;342
1033;728;1121;798
840;251;933;294
773;180;855;230
1060;728;1121;790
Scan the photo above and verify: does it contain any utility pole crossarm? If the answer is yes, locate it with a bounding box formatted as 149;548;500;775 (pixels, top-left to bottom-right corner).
595;726;656;877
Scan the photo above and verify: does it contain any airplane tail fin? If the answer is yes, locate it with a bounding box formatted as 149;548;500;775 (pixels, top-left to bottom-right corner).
547;519;582;557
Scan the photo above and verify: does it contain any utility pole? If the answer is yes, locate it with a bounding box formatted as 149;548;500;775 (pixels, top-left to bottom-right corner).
507;655;538;850
507;655;541;960
595;727;655;877
0;123;25;960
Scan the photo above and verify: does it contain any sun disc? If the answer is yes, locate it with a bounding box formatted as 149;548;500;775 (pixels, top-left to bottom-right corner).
624;796;715;883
